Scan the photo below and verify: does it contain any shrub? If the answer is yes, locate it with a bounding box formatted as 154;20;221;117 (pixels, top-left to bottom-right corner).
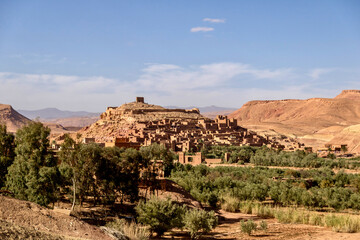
184;208;218;239
259;220;268;231
208;192;218;208
106;218;150;240
135;196;186;236
240;219;257;235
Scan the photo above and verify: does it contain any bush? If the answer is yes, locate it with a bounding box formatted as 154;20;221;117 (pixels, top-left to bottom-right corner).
106;218;150;240
240;219;257;235
135;196;186;236
184;208;218;239
259;220;268;231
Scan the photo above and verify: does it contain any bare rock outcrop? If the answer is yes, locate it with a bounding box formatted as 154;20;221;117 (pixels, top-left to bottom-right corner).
0;104;31;132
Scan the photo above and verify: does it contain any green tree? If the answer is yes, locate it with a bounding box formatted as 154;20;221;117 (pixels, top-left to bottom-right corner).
140;143;175;177
58;134;80;211
240;219;257;236
6;122;59;206
102;147;143;203
76;143;104;206
0;125;15;189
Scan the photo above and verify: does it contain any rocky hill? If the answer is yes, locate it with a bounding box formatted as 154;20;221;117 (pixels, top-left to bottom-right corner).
334;90;360;100
228;90;360;153
0;104;31;132
78;98;288;151
79;98;208;143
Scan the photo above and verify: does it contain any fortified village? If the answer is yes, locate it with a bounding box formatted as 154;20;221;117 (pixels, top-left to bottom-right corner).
56;97;309;165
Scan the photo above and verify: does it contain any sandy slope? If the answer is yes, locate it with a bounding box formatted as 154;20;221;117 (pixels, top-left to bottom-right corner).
228;90;360;152
327;124;360;154
0;196;112;240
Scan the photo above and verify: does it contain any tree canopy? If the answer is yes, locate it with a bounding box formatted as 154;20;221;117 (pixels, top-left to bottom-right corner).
0;125;15;188
6;122;59;206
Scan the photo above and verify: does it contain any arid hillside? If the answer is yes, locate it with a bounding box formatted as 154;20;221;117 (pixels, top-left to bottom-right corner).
79;99;208;142
202;109;236;119
0;104;31;132
0;196;113;240
327;124;360;153
228;90;360;152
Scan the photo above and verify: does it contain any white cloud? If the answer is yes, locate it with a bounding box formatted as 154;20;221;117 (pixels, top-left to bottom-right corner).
0;72;129;111
190;27;214;33
309;68;335;79
136;62;294;93
203;18;226;23
0;63;352;111
0;72;116;93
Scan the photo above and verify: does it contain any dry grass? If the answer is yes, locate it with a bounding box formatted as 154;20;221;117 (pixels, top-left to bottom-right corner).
221;195;240;212
221;199;360;233
106;218;150;240
271;207;360;233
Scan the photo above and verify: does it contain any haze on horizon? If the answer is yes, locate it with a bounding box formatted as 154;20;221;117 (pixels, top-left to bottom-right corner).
0;0;359;112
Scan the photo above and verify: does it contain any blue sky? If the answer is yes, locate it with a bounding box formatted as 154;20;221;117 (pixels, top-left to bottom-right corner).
0;0;359;111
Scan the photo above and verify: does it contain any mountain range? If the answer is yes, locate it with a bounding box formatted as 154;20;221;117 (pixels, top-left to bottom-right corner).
2;90;360;153
17;108;100;120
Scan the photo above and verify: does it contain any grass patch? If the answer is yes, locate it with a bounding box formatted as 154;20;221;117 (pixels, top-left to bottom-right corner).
226;201;360;233
106;218;150;240
221;195;240;212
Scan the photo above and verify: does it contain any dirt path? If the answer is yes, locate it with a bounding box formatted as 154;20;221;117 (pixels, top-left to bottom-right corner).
156;210;360;240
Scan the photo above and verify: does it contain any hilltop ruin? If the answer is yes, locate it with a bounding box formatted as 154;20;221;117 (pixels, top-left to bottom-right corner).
78;97;293;153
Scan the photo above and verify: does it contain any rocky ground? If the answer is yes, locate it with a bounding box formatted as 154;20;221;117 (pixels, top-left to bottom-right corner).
0;196;113;240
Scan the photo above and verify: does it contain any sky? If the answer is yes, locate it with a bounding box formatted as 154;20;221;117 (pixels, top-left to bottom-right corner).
0;0;360;112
